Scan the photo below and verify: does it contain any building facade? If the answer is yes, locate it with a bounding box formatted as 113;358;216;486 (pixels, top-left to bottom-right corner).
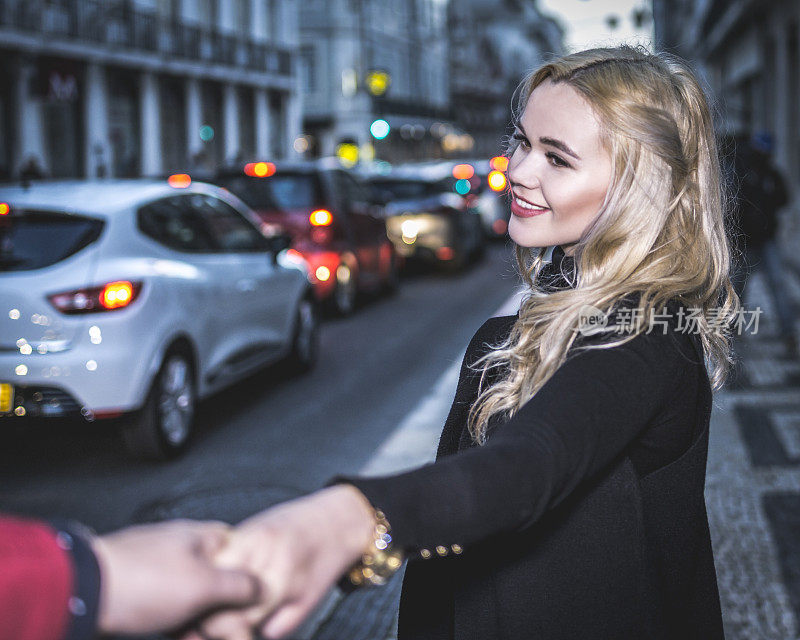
448;0;564;158
298;0;453;164
297;0;564;164
653;0;800;244
0;0;301;180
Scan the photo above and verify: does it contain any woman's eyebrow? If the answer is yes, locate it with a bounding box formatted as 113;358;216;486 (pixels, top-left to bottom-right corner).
516;123;582;161
539;136;581;161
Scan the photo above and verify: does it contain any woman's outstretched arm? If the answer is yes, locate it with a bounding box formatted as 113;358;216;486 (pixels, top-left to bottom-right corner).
188;322;693;640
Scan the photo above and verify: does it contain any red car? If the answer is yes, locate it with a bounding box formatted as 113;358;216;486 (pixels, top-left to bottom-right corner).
213;160;400;315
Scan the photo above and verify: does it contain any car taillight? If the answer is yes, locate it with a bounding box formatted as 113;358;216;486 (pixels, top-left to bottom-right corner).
49;281;143;314
310;209;333;226
244;162;276;177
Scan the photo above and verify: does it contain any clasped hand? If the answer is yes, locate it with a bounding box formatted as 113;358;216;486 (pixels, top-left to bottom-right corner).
100;485;376;640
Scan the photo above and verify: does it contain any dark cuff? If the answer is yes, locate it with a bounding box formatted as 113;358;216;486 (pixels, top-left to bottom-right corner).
47;520;101;640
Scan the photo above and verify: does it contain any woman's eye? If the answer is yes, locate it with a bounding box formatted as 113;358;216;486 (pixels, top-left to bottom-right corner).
511;133;530;148
546;152;570;168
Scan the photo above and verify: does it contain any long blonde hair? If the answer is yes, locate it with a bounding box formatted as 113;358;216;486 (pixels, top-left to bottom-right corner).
467;45;740;445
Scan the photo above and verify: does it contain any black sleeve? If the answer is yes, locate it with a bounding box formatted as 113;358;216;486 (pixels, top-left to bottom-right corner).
329;325;686;553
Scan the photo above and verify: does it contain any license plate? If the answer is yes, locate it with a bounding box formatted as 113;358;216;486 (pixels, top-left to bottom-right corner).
0;383;12;414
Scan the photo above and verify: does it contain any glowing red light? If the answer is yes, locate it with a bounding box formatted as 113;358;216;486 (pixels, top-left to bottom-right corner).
245;161;276;178
436;247;455;261
286;249;304;261
101;282;135;310
310;209;333;226
168;174;191;188
0;203;9;215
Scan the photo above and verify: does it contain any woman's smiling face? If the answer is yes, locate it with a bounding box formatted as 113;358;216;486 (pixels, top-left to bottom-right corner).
507;79;613;255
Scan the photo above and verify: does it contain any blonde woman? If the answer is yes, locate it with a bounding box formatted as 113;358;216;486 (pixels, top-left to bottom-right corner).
189;46;738;640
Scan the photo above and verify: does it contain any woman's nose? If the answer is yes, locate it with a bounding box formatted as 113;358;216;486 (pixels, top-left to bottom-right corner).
508;153;542;191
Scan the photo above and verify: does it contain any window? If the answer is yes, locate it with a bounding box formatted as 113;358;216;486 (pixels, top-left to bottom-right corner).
195;195;267;252
0;210;104;271
137;197;215;253
216;173;323;211
300;46;317;93
235;0;251;37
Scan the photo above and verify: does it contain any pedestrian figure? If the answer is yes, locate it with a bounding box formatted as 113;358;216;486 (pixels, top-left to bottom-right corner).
730;132;798;357
18;155;46;184
186;46;738;640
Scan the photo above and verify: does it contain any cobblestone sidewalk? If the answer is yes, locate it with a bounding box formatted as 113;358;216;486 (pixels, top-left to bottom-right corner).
707;259;800;640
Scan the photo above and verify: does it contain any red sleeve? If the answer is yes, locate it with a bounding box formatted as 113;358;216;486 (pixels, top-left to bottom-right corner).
0;516;74;640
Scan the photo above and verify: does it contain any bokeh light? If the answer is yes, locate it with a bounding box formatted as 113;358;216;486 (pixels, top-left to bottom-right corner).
293;136;310;153
452;164;475;180
365;70;391;96
370;119;391;140
310;209;333;226
488;170;507;192
199;125;215;142
168;174;192;188
490;156;509;172
336;143;359;167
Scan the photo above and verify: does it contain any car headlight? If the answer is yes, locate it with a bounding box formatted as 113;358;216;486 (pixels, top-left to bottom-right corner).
401;219;419;239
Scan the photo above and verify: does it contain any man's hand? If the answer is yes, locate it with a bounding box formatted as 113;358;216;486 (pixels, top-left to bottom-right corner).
90;519;260;636
186;485;377;640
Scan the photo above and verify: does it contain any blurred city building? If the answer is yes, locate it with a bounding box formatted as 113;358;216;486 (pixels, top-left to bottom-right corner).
298;0;452;164
297;0;565;164
448;0;564;158
653;0;800;247
0;0;301;180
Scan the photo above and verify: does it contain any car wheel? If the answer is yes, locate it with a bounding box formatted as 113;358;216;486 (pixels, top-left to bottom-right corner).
332;263;357;316
286;296;319;374
122;350;195;461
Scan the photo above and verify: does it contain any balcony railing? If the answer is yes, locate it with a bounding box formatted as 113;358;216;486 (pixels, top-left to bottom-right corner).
0;0;292;76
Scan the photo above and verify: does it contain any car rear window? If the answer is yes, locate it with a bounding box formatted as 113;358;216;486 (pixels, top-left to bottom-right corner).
216;173;323;211
0;210;104;271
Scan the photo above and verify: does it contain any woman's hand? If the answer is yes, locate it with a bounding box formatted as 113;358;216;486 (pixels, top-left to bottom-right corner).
91;520;259;636
185;484;377;640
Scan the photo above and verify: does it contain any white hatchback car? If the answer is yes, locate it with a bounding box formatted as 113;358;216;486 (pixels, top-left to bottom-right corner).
0;179;318;459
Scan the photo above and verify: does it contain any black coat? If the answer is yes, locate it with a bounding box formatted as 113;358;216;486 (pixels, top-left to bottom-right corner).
335;250;725;639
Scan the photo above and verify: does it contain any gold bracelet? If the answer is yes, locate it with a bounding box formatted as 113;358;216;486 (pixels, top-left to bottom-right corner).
346;509;405;587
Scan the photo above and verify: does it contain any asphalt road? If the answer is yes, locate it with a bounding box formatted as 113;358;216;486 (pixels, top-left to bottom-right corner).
0;241;521;534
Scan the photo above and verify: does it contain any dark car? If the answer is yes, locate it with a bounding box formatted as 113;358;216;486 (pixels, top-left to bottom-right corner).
368;171;485;271
212;159;400;315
